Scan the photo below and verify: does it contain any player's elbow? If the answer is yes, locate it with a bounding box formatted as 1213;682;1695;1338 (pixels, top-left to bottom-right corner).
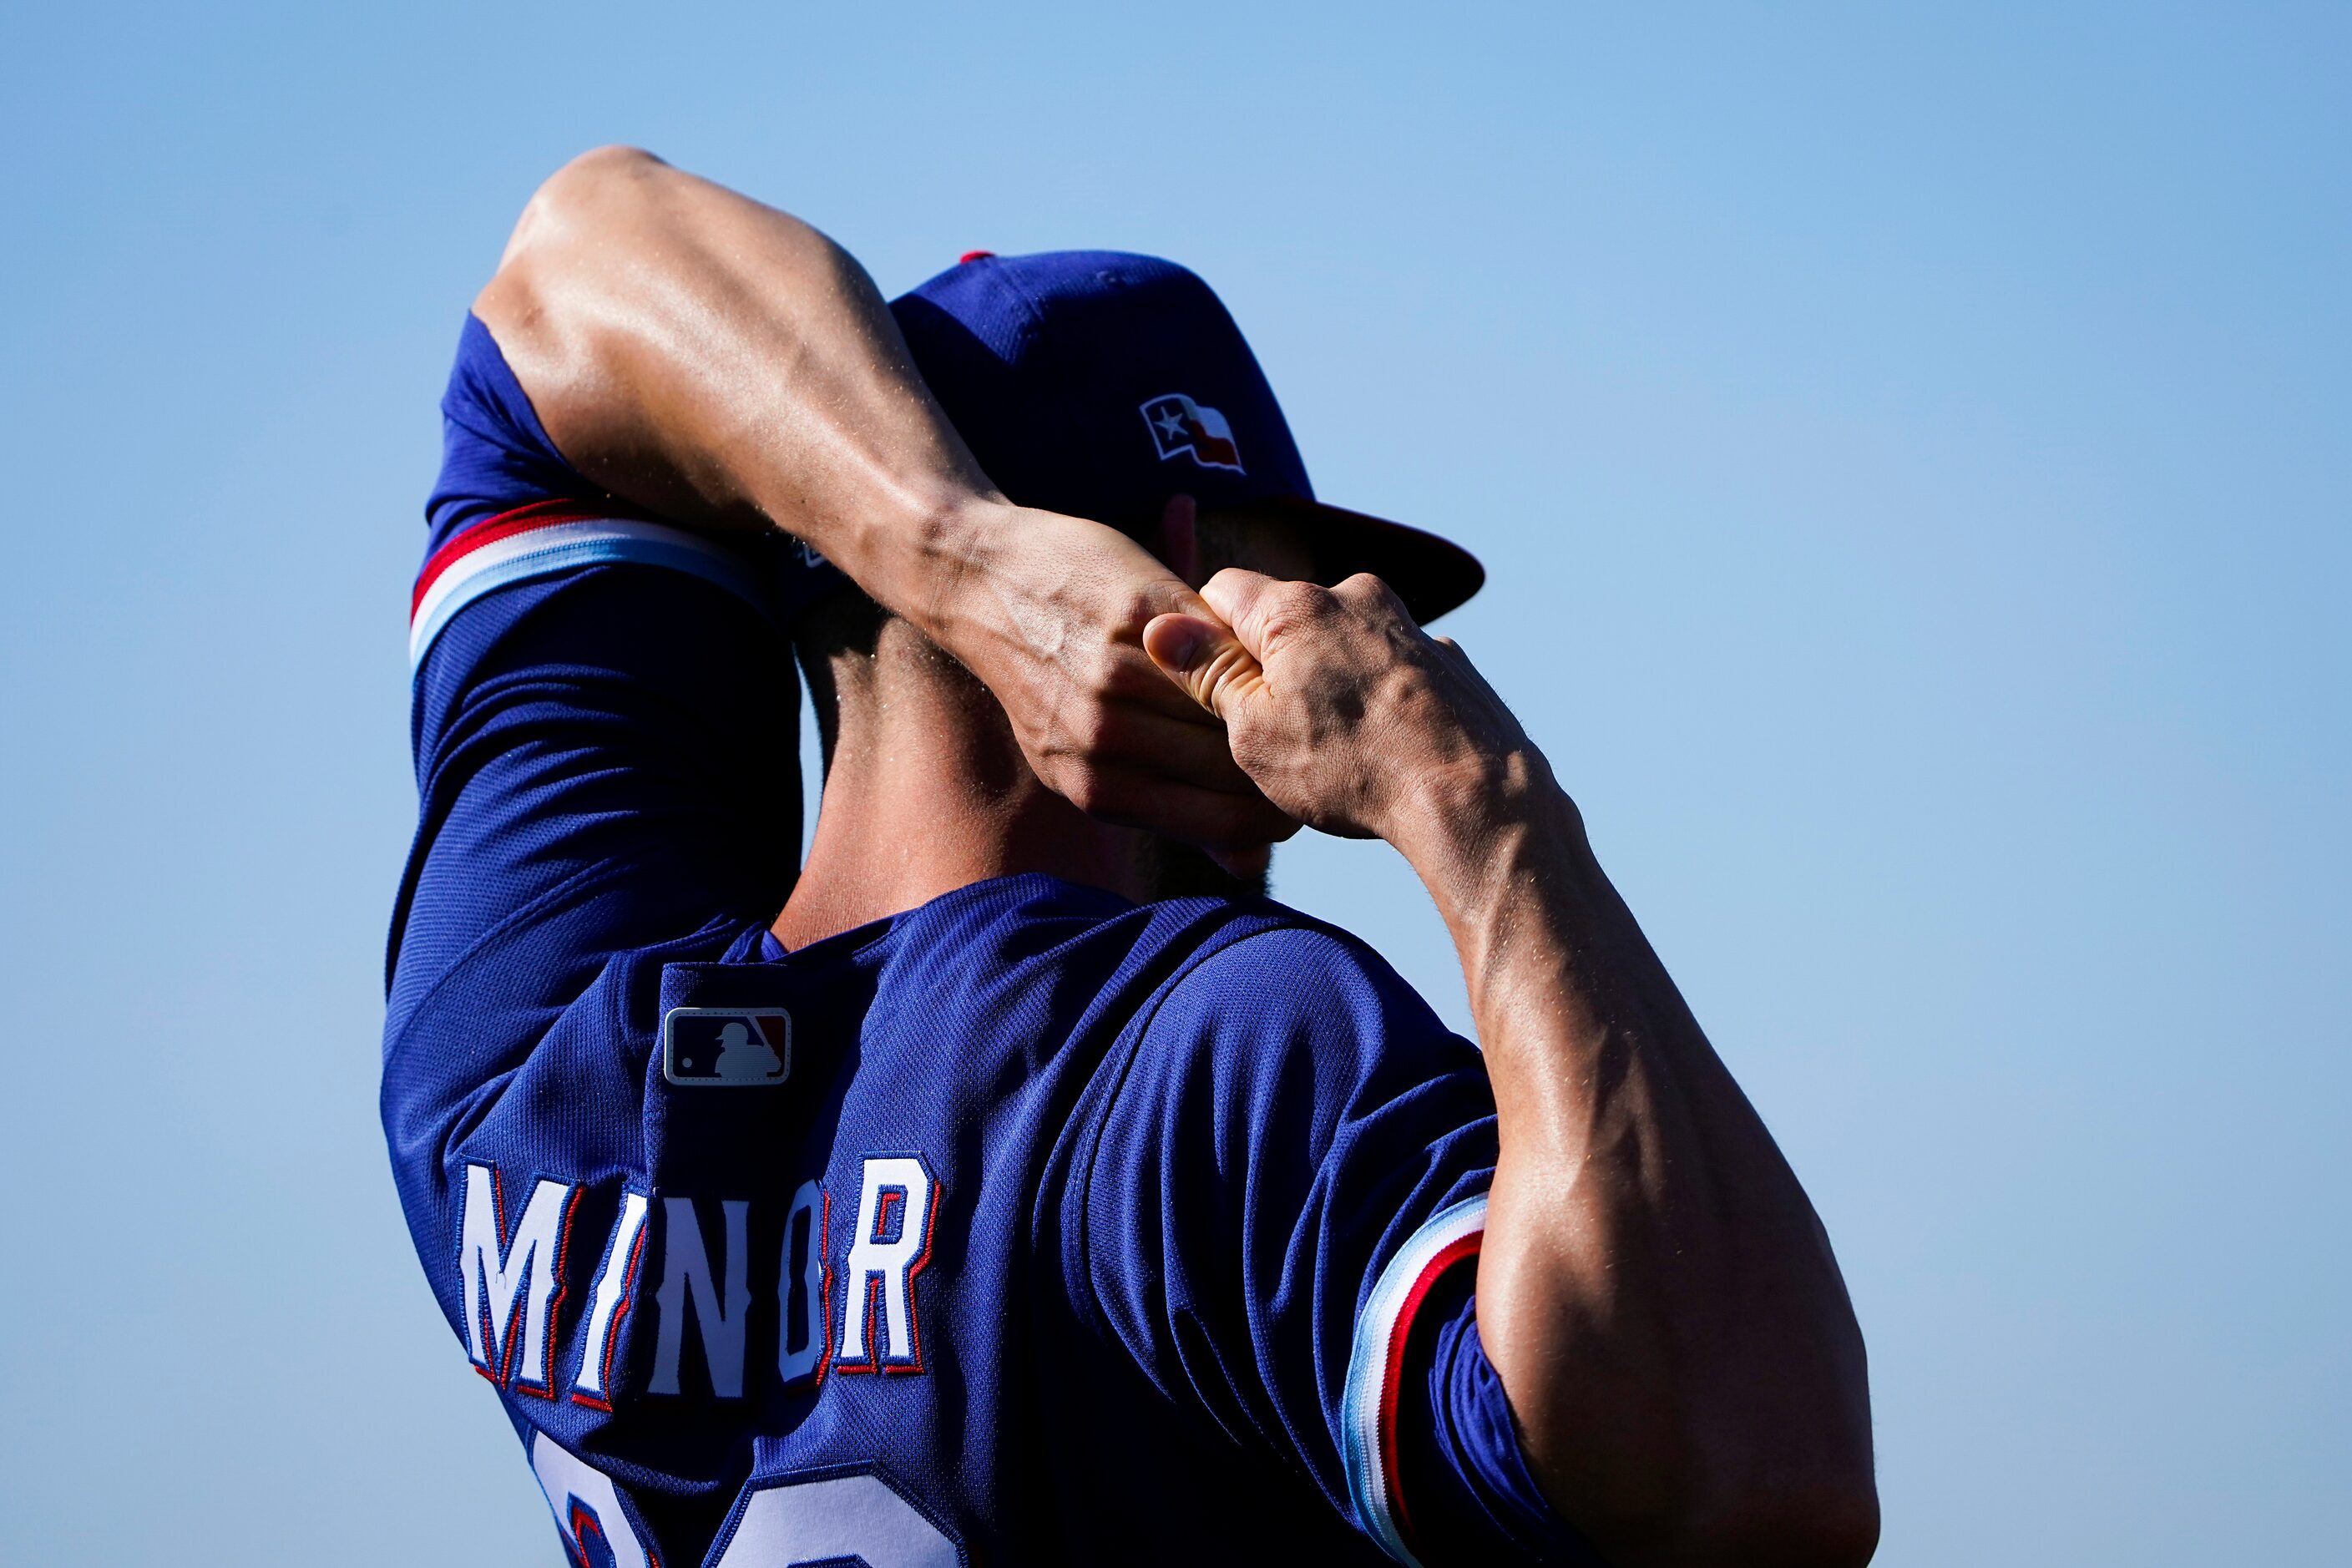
530;144;672;218
491;144;669;283
473;145;676;413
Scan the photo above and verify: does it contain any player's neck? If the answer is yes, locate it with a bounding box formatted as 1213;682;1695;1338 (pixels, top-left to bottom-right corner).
772;633;1151;950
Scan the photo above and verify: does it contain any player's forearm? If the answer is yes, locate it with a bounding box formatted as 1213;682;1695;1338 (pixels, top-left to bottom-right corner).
473;145;1003;622
1144;573;1879;1557
1390;766;1879;1566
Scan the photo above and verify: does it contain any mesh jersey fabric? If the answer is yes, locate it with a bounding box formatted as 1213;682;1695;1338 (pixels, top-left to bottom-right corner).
382;313;1596;1565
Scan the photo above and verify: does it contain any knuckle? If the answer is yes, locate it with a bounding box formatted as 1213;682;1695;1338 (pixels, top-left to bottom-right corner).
1196;567;1260;623
1115;584;1168;626
1271;579;1330;613
1335;571;1407;617
1258;580;1334;641
1226;725;1282;780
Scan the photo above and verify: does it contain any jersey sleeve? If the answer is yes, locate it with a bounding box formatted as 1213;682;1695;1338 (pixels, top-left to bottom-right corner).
425;311;612;548
381;316;822;1520
412;313;843;672
388;312;815;1017
1075;925;1603;1567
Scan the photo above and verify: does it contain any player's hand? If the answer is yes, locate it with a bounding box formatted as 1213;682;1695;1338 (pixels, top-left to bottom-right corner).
923;502;1302;853
1139;569;1545;848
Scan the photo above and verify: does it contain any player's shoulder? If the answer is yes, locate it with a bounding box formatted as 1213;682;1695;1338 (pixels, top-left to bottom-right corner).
863;873;1280;991
1165;910;1418;1000
1143;902;1454;1052
1090;893;1483;1160
847;873;1466;1092
868;874;1384;1008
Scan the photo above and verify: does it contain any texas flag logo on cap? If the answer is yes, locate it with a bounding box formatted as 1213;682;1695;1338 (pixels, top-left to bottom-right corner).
1141;392;1245;474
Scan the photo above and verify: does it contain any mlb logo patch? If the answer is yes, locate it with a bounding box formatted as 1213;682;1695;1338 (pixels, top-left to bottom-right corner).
663;1008;791;1087
1141;392;1245;473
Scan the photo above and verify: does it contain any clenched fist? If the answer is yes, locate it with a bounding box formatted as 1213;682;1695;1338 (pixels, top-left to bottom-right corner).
1141;570;1551;852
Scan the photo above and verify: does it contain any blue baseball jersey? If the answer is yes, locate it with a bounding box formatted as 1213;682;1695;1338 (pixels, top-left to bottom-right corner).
382;316;1594;1566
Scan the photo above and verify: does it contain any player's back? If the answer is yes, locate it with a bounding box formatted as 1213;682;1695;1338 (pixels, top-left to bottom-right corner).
390;316;1588;1564
453;871;1495;1565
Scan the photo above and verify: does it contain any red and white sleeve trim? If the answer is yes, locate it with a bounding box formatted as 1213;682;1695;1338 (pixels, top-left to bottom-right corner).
1340;1192;1488;1565
409;502;768;671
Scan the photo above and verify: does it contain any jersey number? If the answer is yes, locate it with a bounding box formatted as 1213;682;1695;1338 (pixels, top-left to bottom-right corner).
714;1472;960;1567
534;1434;962;1567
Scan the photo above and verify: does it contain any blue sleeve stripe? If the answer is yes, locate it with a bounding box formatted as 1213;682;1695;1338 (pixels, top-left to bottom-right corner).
1340;1192;1490;1565
409;515;770;672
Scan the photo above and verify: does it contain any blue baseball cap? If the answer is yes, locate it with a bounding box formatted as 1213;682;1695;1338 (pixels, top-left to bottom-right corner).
889;250;1483;623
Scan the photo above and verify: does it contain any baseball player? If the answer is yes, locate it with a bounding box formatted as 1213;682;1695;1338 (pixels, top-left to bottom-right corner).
384;149;1877;1565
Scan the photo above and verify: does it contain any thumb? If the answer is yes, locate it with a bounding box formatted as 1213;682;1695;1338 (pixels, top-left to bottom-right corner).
1143;610;1267;721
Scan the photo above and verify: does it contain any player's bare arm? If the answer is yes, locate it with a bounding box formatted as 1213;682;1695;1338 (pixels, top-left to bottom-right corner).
1149;581;1881;1566
473;145;1292;851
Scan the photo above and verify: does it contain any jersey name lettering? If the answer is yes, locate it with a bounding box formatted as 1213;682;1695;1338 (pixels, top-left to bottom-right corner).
779;1179;831;1386
458;1165;578;1394
651;1196;752;1397
837;1156;941;1373
456;1160;939;1404
569;1191;648;1409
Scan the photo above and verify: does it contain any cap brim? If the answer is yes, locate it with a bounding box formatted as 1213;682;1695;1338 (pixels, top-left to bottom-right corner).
1250;495;1484;625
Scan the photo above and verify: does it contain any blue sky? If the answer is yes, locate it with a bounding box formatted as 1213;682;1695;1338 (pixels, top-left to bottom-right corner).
2;3;2344;1562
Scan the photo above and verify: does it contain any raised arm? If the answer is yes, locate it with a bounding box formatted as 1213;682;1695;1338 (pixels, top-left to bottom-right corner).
473;145;1290;851
1145;578;1879;1565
